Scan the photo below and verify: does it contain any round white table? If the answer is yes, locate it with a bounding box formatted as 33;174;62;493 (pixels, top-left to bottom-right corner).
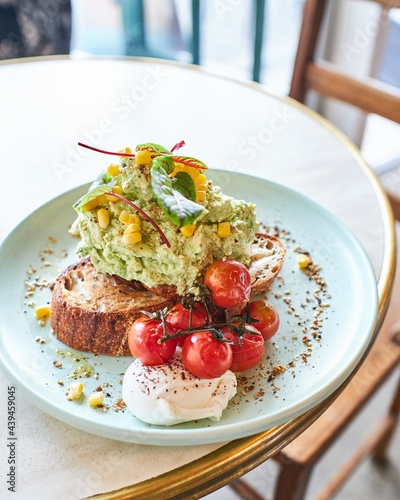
0;56;395;500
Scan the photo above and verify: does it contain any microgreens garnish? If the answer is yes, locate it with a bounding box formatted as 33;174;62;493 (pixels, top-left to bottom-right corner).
170;140;185;152
77;141;208;229
151;155;205;227
168;155;208;170
73;171;116;211
73;172;171;247
77;142;137;157
136;143;172;156
77;141;208;170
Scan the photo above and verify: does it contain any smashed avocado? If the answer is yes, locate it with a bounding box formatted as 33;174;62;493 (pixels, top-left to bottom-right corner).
71;151;258;296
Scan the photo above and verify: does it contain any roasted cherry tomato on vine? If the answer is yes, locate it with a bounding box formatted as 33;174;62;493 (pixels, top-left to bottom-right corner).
128;317;177;365
242;300;280;341
222;323;265;372
167;303;208;347
204;258;251;308
182;331;233;379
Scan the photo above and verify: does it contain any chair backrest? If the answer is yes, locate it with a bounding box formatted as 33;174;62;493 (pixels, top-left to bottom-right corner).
290;0;400;124
290;0;400;222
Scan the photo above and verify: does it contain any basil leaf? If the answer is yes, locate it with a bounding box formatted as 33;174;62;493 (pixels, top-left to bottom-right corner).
136;143;171;156
171;155;208;171
73;171;115;213
151;157;205;227
172;171;196;202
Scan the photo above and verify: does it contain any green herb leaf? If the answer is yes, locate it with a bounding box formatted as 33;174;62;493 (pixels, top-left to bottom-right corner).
152;155;175;175
151;156;205;227
172;172;196;202
136;143;172;156
73;171;115;213
171;155;208;171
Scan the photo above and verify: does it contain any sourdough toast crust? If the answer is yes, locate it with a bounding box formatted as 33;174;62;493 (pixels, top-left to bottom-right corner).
51;257;176;356
250;233;286;295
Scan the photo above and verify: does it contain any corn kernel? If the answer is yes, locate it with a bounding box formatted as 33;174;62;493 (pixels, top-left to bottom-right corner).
195;174;207;185
135;150;152;165
97;194;109;204
180;224;196;238
187;166;200;179
297;253;311;268
196;184;208;192
35;305;51;319
217;222;231;238
130;214;141;225
170;165;182;177
107;163;120;177
106;185;123;202
88;391;104;407
97;209;110;229
82;198;99;212
119;210;140;225
196;192;206;202
119;147;132;157
123;232;142;245
124;223;141;235
69;382;83;400
119;210;132;224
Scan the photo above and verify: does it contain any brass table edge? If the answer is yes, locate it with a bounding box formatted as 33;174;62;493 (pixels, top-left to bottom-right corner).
1;56;395;500
86;402;334;500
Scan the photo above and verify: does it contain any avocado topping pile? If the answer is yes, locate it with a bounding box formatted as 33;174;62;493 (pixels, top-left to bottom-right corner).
70;143;258;295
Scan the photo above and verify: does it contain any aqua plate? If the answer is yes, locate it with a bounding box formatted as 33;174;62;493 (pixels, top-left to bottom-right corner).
0;171;378;446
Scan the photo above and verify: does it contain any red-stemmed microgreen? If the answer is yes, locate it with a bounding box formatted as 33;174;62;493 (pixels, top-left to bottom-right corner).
73;171;116;211
170;140;185;153
135;143;172;156
77;141;208;171
77;141;208;228
78;142;137;157
170;155;207;170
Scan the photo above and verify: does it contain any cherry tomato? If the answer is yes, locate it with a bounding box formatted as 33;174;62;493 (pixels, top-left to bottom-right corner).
223;323;265;372
128;317;177;365
167;303;208;347
243;300;280;341
204;258;251;308
182;331;233;379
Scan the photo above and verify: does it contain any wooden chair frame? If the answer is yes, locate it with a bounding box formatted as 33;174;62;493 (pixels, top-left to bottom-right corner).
290;0;400;124
229;1;400;499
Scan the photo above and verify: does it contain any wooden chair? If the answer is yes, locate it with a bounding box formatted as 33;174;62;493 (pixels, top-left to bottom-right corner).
229;1;400;499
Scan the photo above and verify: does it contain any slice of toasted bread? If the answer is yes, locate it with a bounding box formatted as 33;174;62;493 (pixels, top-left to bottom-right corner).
249;233;286;295
50;257;176;356
51;233;285;356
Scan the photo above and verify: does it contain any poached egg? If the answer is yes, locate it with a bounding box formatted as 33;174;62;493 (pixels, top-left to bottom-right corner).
122;353;237;426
